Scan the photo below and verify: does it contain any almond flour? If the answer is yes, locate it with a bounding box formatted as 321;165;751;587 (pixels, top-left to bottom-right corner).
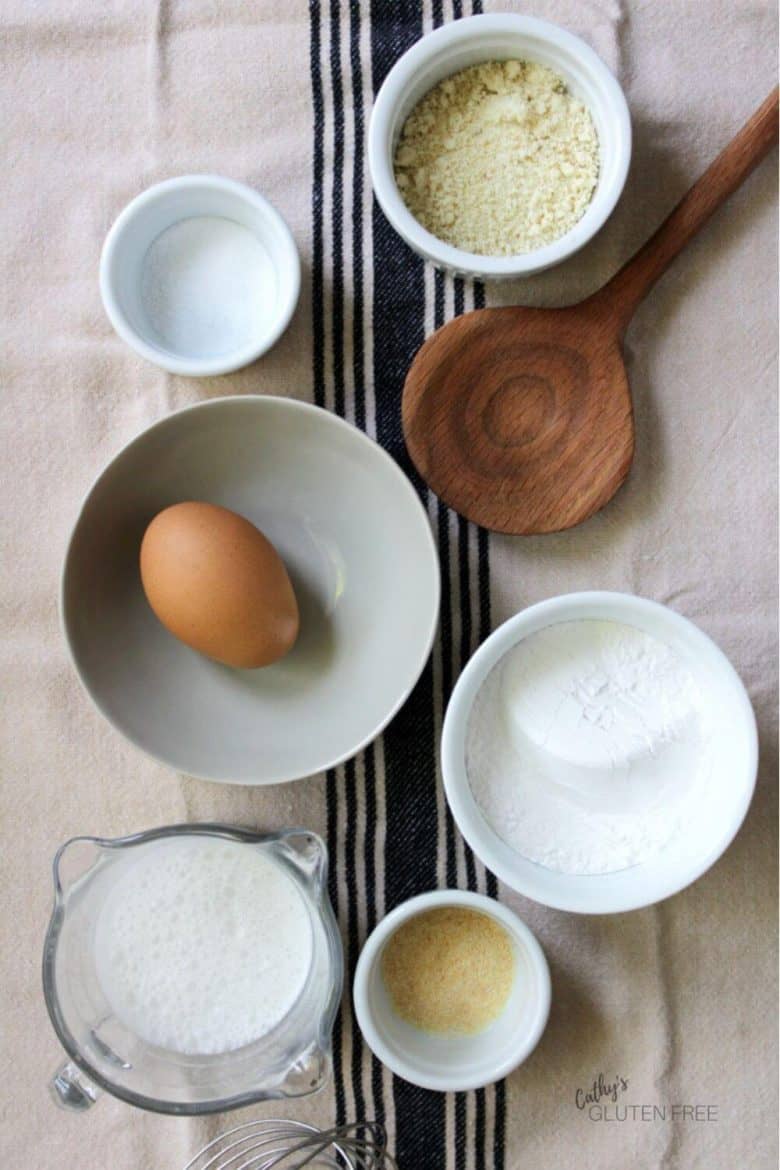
394;59;599;256
381;907;514;1034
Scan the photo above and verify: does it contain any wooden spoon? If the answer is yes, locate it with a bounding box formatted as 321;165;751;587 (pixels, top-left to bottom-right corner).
402;88;778;535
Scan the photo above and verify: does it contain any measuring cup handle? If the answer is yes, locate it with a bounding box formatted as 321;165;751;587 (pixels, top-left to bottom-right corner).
50;1060;101;1112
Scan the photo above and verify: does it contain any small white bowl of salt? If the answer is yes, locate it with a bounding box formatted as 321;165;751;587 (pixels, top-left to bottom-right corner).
100;175;300;376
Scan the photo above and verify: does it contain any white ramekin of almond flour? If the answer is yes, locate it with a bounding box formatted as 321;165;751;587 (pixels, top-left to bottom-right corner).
368;14;631;278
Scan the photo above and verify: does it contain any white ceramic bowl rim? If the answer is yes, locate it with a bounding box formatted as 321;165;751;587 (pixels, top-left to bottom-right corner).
353;889;551;1092
60;395;441;784
442;592;759;914
368;13;632;277
99;175;301;376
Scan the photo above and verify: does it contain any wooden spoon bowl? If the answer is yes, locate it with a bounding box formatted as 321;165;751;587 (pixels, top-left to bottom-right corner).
403;89;778;535
403;303;632;534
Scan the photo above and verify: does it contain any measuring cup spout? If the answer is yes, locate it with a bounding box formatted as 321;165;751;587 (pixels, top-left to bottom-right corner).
51;835;106;900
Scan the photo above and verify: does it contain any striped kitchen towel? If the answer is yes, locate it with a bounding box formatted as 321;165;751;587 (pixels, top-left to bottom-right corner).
310;1;508;1166
3;1;775;1167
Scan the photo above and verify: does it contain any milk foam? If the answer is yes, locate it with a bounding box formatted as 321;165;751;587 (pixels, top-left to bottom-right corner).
94;836;313;1055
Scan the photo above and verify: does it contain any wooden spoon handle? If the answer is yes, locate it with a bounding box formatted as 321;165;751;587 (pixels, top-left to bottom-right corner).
593;87;778;332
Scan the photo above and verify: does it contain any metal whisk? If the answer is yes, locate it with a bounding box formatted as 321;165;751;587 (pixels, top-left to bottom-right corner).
183;1118;397;1170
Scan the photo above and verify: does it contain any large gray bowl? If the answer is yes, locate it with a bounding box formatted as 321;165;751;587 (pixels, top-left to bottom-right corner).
61;396;440;784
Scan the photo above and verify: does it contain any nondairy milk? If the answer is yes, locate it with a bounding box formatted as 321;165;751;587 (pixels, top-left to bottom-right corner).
94;836;313;1055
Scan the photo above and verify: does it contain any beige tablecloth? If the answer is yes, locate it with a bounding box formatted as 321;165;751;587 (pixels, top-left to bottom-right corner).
1;2;777;1168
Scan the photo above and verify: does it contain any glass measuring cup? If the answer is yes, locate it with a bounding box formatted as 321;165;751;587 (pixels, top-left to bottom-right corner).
43;824;342;1114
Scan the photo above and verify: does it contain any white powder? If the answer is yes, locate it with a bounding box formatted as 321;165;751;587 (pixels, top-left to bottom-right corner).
466;620;712;875
140;216;277;358
94;836;313;1055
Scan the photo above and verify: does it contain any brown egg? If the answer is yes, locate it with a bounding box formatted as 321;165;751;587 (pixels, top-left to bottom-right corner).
140;502;299;668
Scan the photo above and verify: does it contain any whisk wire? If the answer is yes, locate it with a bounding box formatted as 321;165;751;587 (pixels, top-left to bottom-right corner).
184;1120;320;1170
183;1119;396;1170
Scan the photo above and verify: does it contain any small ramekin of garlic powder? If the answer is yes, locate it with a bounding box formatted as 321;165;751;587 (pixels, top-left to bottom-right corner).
368;14;631;276
381;906;514;1034
353;891;551;1092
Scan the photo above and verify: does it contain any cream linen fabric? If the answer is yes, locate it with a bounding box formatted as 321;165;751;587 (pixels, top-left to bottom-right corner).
1;2;777;1168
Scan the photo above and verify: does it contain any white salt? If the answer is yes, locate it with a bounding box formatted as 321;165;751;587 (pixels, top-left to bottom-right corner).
140;216;277;359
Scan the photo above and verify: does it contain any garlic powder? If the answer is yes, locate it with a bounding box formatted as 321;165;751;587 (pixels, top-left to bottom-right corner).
381;907;514;1034
394;60;599;256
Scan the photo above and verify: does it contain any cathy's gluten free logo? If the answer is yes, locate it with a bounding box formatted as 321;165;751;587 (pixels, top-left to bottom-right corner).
575;1072;719;1123
575;1072;629;1112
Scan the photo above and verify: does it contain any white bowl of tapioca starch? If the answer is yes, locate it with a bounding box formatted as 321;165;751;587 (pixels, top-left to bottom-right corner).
442;592;758;914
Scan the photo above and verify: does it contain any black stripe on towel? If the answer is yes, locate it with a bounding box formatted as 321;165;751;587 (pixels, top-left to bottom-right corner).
311;0;349;1130
329;0;346;418
310;0;326;411
348;0;388;1132
346;0;387;1132
369;5;448;1168
320;0;387;1139
326;0;361;1130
